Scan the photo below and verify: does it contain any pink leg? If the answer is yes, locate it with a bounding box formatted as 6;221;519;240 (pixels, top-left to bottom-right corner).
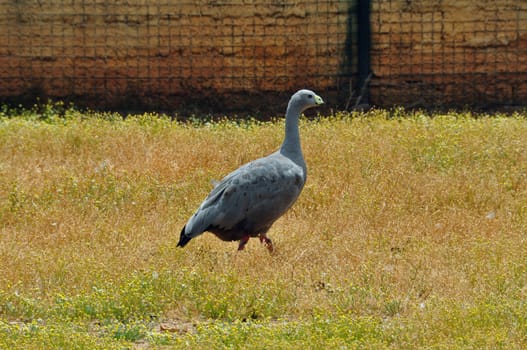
259;234;274;253
238;235;250;250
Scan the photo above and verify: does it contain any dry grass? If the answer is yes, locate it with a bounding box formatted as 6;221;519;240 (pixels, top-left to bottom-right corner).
1;107;527;348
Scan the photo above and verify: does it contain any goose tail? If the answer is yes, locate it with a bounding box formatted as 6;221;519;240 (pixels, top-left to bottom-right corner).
177;225;193;248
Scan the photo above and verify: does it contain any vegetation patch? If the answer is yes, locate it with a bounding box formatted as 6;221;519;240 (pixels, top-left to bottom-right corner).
1;105;527;348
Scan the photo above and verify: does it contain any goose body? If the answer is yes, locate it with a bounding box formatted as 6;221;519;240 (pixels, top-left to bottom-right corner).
178;89;324;251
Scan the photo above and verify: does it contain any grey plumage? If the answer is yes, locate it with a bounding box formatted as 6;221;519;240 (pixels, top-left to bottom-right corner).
178;89;324;251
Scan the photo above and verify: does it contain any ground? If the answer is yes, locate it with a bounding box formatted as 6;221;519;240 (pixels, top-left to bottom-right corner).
0;105;526;348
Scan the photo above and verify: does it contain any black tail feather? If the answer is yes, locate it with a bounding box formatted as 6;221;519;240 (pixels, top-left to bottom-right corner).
177;225;192;248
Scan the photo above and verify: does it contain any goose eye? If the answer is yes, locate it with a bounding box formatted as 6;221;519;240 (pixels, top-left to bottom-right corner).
307;94;313;99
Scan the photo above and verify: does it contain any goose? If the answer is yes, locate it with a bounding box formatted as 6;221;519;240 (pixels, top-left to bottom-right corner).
177;89;324;251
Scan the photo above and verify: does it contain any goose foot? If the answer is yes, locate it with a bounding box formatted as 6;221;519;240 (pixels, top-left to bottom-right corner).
238;235;250;250
259;235;274;253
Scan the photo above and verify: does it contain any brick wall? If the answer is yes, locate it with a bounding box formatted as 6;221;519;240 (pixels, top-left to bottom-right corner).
0;1;525;112
370;0;527;108
0;0;351;114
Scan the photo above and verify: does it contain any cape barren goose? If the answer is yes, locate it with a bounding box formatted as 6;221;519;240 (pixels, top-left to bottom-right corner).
178;89;324;251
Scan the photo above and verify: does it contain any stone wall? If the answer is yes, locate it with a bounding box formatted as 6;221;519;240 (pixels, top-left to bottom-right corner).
0;0;351;113
370;0;527;108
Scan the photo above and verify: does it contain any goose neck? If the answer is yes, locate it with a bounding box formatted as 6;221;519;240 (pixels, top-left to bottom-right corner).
280;103;304;163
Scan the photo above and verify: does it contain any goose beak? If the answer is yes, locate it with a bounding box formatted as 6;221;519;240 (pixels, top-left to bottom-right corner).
314;95;324;105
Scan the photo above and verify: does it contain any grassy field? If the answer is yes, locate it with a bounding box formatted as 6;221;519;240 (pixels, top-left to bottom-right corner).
1;104;527;349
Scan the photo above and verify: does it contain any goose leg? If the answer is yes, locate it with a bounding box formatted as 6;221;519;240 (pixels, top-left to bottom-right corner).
259;234;274;253
238;235;250;250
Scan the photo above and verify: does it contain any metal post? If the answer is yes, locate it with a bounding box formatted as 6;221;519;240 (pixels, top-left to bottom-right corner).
357;0;371;106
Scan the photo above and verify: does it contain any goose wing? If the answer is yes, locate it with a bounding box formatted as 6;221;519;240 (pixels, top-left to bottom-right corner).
180;152;305;242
